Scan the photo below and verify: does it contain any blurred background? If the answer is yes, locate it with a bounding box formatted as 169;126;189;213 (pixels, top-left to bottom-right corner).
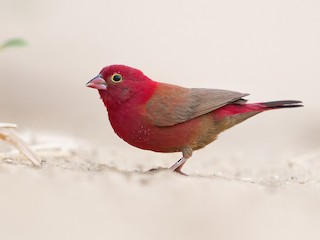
1;0;320;239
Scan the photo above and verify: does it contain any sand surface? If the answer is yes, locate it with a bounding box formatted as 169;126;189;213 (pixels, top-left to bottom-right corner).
1;132;320;240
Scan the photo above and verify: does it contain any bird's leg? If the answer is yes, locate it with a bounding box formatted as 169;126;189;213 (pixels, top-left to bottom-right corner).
169;147;193;175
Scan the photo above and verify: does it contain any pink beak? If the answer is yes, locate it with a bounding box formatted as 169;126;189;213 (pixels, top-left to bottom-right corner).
86;75;107;90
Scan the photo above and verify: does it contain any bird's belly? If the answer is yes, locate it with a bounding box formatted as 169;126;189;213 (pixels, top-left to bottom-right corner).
109;111;219;153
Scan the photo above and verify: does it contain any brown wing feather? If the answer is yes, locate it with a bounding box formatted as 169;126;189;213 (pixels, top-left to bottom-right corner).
145;83;248;127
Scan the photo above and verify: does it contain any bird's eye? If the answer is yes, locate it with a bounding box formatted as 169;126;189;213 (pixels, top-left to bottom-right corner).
111;73;123;83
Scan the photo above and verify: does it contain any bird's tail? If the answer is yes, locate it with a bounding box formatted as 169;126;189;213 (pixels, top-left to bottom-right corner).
213;100;303;133
258;100;303;109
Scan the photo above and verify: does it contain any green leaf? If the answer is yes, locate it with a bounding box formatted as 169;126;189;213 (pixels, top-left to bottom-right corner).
0;38;28;50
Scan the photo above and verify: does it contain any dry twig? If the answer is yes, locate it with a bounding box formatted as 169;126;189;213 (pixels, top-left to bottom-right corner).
0;123;41;167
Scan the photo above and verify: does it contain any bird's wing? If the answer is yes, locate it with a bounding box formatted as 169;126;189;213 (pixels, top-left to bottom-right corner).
145;84;248;127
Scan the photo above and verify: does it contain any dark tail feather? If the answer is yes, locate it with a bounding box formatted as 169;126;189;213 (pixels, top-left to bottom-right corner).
261;100;303;109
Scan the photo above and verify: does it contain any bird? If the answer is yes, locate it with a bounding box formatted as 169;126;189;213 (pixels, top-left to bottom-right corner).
86;65;302;174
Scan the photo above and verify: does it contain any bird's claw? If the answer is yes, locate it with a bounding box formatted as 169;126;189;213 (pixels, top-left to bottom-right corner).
147;166;188;176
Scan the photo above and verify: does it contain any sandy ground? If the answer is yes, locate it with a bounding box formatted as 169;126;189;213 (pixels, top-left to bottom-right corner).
1;0;320;239
1;131;320;240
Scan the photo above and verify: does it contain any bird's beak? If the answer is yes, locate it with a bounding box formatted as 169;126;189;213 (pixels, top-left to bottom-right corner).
86;74;107;90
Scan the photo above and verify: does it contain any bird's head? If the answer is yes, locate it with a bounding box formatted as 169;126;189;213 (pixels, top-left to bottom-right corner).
86;65;157;109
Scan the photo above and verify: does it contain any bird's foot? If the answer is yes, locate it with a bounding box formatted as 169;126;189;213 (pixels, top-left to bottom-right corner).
146;166;187;176
173;168;188;176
